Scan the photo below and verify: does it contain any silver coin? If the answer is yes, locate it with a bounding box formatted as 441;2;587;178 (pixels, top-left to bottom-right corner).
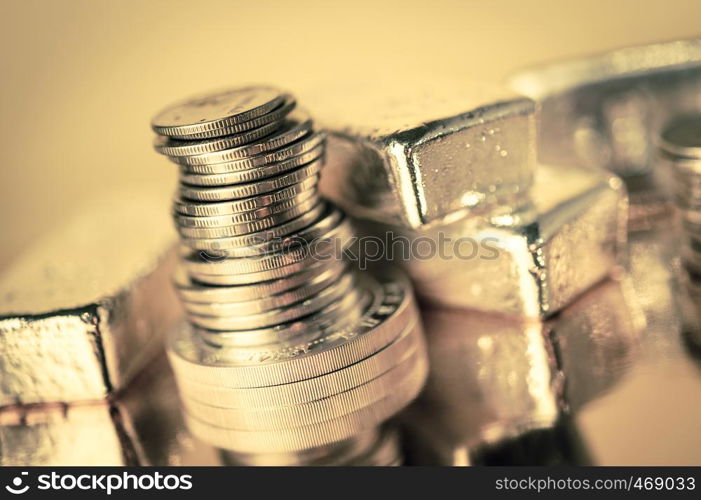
178;132;325;174
182;202;328;254
152;86;288;138
182;214;352;276
173;318;420;408
179;265;347;316
180;144;324;186
171;110;314;166
182;204;347;261
173;191;316;229
178;346;422;430
179;161;322;202
170;272;415;376
180;202;353;274
183;204;345;256
186;272;356;331
174;96;295;140
153;114;288;157
187;251;328;286
176;197;320;239
193;282;369;349
173;177;318;217
173;259;347;304
180;361;426;453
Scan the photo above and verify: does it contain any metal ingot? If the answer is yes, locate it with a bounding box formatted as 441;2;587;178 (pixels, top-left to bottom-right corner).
0;188;182;406
351;164;627;317
402;278;640;465
310;80;536;228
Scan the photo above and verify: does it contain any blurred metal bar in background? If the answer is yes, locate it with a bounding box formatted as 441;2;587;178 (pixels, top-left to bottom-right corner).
510;39;701;229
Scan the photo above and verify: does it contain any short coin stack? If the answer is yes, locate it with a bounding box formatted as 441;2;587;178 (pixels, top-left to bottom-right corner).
660;115;701;282
151;86;427;465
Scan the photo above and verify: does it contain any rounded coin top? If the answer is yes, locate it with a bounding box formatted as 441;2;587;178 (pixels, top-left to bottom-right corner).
660;114;701;159
152;86;286;137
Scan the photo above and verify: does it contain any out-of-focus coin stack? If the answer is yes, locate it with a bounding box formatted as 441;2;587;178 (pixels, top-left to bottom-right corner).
659;114;701;351
151;87;427;466
659;116;701;279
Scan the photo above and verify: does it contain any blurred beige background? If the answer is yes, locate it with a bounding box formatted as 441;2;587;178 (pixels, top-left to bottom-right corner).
1;0;700;270
2;0;701;466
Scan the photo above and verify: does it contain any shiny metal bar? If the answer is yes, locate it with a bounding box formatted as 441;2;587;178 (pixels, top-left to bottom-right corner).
351;164;627;317
0;188;182;406
309;80;536;229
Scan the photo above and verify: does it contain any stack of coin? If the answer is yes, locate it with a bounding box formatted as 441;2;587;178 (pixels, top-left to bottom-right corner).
151;86;427;465
659;115;701;280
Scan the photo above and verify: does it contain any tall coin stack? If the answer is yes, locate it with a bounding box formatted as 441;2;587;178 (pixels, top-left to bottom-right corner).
151;87;428;465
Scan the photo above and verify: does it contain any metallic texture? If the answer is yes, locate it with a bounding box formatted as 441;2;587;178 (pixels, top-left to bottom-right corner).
659;113;701;354
151;87;291;139
0;402;140;465
152;86;428;465
0;354;217;466
510;39;701;228
314;80;625;316
0;190;216;465
220;426;402;466
511;39;701;177
659;114;701;216
309;81;536;228
400;216;701;465
352;164;627;317
402;277;641;465
0;190;181;406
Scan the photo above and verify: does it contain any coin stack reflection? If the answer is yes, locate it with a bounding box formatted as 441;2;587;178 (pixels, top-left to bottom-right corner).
151;87;427;465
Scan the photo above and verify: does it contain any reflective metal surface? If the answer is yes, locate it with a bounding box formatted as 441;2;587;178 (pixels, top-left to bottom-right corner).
0;188;199;465
152;86;428;464
511;40;701;177
401;277;641;465
400;218;701;465
0;402;139;466
350;164;626;317
0;189;181;406
309;80;536;228
510;39;701;230
0;353;218;466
